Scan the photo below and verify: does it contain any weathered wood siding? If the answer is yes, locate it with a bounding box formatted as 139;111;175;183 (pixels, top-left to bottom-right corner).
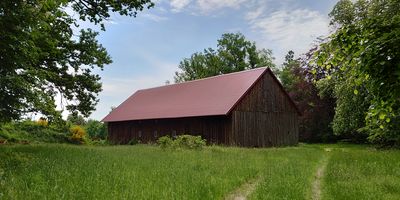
230;71;299;147
108;116;231;144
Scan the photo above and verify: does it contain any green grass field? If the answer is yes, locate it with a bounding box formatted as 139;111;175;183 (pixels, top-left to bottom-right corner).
0;144;399;200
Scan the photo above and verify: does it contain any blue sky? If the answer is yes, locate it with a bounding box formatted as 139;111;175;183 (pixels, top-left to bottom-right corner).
87;0;339;120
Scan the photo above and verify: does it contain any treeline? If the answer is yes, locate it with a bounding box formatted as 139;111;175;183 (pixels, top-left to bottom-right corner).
174;0;400;146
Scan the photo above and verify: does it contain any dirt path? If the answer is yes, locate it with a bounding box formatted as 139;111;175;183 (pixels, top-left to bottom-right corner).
312;148;331;200
224;176;262;200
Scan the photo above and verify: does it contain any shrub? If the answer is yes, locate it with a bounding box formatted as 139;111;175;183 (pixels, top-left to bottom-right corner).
157;135;173;148
69;125;87;144
174;135;206;149
85;120;107;140
18;120;43;134
0;123;20;142
157;134;206;149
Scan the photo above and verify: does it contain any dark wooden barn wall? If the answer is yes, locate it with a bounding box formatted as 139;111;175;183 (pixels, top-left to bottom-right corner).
230;71;299;147
108;116;231;144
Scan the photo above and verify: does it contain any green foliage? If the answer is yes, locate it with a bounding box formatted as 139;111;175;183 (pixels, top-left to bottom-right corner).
0;119;108;145
279;50;298;90
157;135;173;149
157;135;206;149
328;78;370;141
84;119;107;139
364;100;400;145
67;113;87;126
174;135;206;149
279;51;336;143
0;0;153;122
174;33;276;82
70;0;154;31
0;120;68;143
310;0;400;145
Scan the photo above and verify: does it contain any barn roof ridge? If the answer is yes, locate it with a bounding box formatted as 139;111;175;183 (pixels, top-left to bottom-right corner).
138;66;269;92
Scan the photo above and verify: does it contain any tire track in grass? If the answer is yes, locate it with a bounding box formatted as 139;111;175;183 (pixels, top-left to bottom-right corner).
312;148;331;200
224;176;262;200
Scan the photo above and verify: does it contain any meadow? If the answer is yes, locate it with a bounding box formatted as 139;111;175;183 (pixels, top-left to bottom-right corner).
0;144;399;200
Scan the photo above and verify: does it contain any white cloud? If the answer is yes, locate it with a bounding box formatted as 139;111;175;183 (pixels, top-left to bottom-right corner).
196;0;246;13
141;13;169;22
247;9;330;62
170;0;192;12
168;0;247;14
245;5;265;21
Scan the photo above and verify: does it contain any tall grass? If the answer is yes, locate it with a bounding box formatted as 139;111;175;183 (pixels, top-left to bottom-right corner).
0;145;272;199
250;145;325;200
1;144;399;199
323;145;400;200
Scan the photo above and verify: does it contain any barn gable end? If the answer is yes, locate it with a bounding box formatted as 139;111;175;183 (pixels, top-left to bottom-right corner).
229;69;299;147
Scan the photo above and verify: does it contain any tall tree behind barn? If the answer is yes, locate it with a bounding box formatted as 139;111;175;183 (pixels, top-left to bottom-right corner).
102;67;300;147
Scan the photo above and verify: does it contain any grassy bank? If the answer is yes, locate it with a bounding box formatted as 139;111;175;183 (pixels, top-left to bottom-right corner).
0;144;399;199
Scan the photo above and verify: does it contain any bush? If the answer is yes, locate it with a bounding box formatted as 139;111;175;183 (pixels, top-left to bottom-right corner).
84;120;107;140
69;125;87;144
157;134;206;150
18;120;44;134
0;123;21;142
174;135;206;149
157;135;173;148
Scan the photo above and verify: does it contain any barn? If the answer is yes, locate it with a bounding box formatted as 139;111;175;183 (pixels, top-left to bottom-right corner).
102;67;300;147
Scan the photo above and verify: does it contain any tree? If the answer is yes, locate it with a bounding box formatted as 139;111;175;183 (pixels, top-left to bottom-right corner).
66;113;86;126
279;51;336;142
85;119;107;139
279;50;297;90
310;0;400;145
0;0;154;123
174;33;276;82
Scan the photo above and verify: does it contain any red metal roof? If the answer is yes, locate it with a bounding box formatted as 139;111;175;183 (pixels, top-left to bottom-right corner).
102;67;270;122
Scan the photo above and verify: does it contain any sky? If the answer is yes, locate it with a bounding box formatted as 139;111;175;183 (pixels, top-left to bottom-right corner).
87;0;339;120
